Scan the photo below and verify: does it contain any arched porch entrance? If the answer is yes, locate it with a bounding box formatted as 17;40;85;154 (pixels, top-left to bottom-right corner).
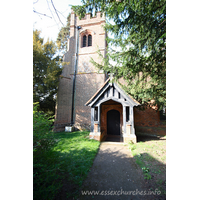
99;100;123;142
106;109;122;142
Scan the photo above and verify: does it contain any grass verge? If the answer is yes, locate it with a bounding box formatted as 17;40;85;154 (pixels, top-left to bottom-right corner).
34;131;100;200
129;135;166;199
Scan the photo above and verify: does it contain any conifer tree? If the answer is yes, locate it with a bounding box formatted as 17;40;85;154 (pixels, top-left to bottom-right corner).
73;0;166;109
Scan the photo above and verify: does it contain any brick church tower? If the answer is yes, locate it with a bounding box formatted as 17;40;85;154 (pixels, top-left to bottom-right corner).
54;10;107;132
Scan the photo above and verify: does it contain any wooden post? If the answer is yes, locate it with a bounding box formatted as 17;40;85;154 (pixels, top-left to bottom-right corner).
123;105;126;134
91;107;94;132
98;105;100;132
130;106;135;135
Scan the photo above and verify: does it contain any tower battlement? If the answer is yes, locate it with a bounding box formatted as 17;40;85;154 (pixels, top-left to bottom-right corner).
77;12;105;26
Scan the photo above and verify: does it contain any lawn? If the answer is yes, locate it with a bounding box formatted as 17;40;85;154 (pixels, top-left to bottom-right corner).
33;131;100;200
129;135;166;199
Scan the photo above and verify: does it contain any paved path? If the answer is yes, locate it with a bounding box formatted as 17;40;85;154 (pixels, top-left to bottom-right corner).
79;142;155;200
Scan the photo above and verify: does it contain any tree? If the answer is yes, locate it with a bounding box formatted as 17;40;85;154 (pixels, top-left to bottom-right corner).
73;0;166;109
56;13;71;54
33;30;62;115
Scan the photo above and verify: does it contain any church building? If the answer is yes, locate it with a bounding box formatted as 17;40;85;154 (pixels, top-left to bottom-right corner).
54;10;166;143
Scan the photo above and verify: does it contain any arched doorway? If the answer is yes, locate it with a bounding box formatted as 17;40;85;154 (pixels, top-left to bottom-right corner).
107;109;120;135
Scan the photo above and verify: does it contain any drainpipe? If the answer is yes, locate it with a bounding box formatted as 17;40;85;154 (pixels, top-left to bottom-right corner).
71;25;82;126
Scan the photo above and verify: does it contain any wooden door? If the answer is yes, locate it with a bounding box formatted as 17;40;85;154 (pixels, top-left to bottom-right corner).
107;110;120;135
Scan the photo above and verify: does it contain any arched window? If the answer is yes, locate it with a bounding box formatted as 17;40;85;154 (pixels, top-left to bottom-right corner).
83;35;87;47
82;33;92;48
88;35;92;46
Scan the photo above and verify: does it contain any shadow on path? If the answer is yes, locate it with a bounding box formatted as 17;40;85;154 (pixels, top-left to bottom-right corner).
79;143;163;200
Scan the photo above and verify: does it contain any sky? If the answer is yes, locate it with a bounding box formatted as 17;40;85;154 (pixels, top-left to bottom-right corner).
33;0;82;42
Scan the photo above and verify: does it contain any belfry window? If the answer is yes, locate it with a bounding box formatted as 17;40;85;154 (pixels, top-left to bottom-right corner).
88;35;92;46
83;35;87;47
82;34;92;48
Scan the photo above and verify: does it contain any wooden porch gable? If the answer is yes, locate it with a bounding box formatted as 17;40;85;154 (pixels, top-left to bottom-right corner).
85;78;140;108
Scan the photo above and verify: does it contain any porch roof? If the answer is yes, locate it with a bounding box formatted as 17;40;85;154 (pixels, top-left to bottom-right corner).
85;78;140;107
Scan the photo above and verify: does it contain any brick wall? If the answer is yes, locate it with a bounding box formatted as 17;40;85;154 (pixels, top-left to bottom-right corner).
54;10;106;132
53;76;73;132
74;73;105;130
134;105;166;136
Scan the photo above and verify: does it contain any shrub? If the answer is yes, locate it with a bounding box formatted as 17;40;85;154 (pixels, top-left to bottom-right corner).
33;102;60;200
33;102;54;151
